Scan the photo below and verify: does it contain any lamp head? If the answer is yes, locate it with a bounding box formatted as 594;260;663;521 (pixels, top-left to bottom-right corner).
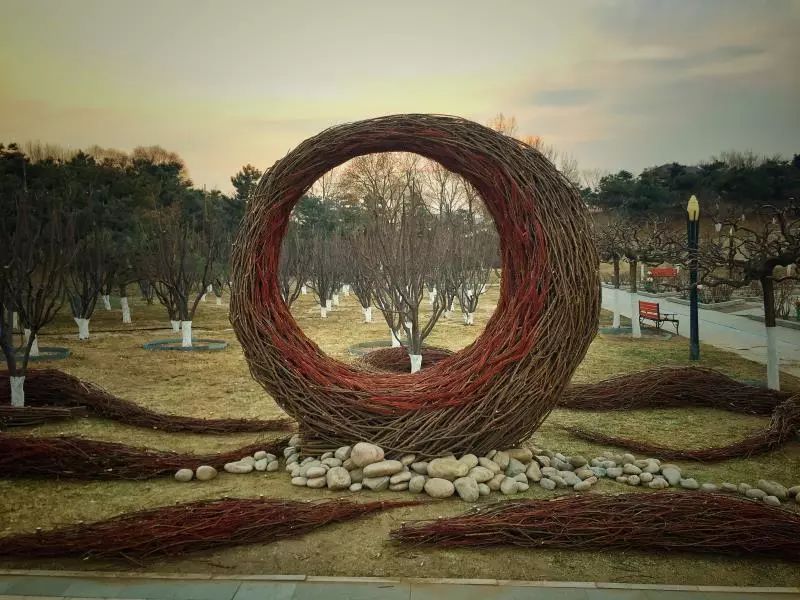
687;195;700;222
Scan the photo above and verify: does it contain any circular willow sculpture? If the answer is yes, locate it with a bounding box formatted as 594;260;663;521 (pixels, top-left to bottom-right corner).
231;114;599;457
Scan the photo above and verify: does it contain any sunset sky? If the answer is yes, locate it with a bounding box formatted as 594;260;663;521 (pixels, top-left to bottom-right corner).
1;0;798;192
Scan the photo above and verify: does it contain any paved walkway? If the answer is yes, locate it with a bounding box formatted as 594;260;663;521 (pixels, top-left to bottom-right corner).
0;572;798;600
602;287;800;378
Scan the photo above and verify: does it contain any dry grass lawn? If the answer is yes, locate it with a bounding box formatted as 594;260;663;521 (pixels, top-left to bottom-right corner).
1;287;799;586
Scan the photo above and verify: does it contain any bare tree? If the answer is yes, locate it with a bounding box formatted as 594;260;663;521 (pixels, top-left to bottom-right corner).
279;225;311;308
66;227;113;340
0;193;72;406
308;231;344;318
455;227;496;325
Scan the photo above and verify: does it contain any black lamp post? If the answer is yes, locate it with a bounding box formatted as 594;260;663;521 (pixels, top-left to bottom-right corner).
687;195;700;361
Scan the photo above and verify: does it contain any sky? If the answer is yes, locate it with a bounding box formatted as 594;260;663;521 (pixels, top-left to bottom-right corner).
1;0;798;192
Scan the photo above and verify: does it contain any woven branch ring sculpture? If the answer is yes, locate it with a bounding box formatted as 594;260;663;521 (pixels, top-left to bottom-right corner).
231;114;599;457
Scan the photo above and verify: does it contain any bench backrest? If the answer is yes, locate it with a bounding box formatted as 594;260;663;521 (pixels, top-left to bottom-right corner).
649;267;678;278
639;300;660;319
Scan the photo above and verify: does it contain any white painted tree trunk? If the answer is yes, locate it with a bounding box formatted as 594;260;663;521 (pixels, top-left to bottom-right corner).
181;320;193;348
120;297;131;323
362;306;372;323
170;320;181;332
74;317;90;340
10;376;25;407
409;354;422;373
481;284;488;293
201;294;207;302
101;295;111;310
332;293;340;306
12;311;18;330
467;312;475;325
320;306;327;318
301;285;308;295
766;326;780;390
630;293;641;338
23;329;40;357
215;296;222;305
612;288;621;328
326;299;332;311
391;329;402;347
342;284;350;296
640;263;645;281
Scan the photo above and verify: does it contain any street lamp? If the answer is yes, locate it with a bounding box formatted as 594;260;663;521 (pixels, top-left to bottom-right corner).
687;195;700;361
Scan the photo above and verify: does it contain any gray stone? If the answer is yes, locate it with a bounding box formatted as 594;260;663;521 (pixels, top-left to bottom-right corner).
400;454;416;466
326;467;351;490
763;495;782;506
322;457;342;468
541;466;558;478
288;434;301;447
623;464;642;475
224;462;253;474
539;478;557;491
627;475;641;486
350;442;385;467
526;462;542;482
590;458;602;467
661;466;682;486
552;459;574;472
459;454;479;469
334;446;352;461
513;473;528;483
560;471;580;486
516;482;530;492
574;480;593;492
195;465;217;481
721;482;738;493
363;460;404;478
700;483;719;492
389;482;409;491
606;467;623;478
622;453;636;464
267;460;279;472
745;488;767;499
643;462;661;474
349;483;362;492
342;458;355;470
600;460;617;469
500;477;519;495
478;483;491;496
486;449;497;459
487;473;506;491
505;448;533;463
301;457;314;465
265;453;276;462
569;455;588;468
788;485;800;498
349;468;364;483
298;460;321;477
427;457;469;480
286;454;299;465
363;476;390;491
479;457;502;473
494;451;510;470
321;451;334;460
283;446;297;458
409;475;426;493
554;452;567;462
289;465;301;478
425;478;455;498
615;476;629;484
639;472;654;483
757;479;788;500
739;483;752;494
174;468;193;482
240;456;256;466
307;476;326;489
590;467;607;478
254;458;268;471
305;466;327;479
648;477;669;489
535;455;551;468
574;467;594;480
454;477;480;502
411;462;429;475
390;471;412;484
291;476;308;486
468;466;495;483
550;475;568;488
506;457;527;477
680;478;699;490
254;451;268;461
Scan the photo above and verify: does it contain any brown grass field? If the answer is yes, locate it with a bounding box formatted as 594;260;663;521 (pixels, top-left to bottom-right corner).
1;286;799;586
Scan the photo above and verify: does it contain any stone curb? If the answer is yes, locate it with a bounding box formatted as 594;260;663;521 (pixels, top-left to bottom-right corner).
0;570;798;593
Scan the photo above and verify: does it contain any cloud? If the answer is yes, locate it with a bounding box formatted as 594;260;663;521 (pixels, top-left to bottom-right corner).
531;88;597;107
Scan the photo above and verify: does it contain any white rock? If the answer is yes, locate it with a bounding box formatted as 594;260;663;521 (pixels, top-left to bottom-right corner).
459;454;479;469
334;446;352;461
425;478;455;498
627;475;641;486
622;464;642;475
787;485;800;498
745;488;767;499
606;467;623;478
479;457;501;473
390;482;409;491
500;477;519;495
763;495;782;506
349;483;363;492
400;454;416;466
240;456;256;466
363;460;404;478
427;457;469;480
267;460;279;472
390;471;412;484
174;468;193;482
254;451;268;460
526;462;542;482
322;457;342;468
350;442;385;467
291;476;308;486
757;479;788;500
487;473;506;491
516;482;530;492
349;468;364;483
307;476;326;489
326;467;351;490
700;483;718;492
468;466;495;483
648;478;669;489
306;466;327;479
622;453;636;464
661;465;682;486
454;477;480;502
254;458;268;471
224;462;253;474
363;476;390;491
574;480;592;492
494;451;510;470
411;462;429;475
321;451;334;460
195;465;217;481
539;478;557;491
720;482;738;493
409;475;426;493
288;434;301;447
680;478;699;490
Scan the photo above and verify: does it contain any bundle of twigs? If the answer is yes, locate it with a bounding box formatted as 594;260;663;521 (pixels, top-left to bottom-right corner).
0;498;419;561
560;367;790;415
0;406;86;428
0;369;293;433
360;346;454;373
391;492;800;561
231;114;600;457
564;396;800;461
0;434;290;479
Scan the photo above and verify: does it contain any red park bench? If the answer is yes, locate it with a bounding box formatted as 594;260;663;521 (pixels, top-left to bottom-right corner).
648;267;679;278
638;300;680;334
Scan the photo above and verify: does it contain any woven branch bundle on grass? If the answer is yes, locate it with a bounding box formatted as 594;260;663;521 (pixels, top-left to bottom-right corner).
560;367;790;415
0;498;420;561
0;434;290;480
360;346;454;373
563;396;800;461
391;492;800;561
0;406;87;428
0;369;293;433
